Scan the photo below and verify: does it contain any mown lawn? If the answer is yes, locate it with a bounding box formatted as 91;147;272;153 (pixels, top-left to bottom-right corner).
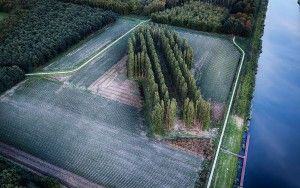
212;116;244;188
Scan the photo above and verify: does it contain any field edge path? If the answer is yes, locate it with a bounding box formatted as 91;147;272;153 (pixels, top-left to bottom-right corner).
206;36;245;188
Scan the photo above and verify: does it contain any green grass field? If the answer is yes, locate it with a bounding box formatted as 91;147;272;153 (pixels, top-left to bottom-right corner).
0;12;8;21
212;116;244;188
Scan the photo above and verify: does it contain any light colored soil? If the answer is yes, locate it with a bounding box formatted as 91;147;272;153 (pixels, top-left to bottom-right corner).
52;75;70;83
0;142;102;188
233;115;244;129
88;56;142;108
173;118;218;138
164;138;213;160
211;102;225;121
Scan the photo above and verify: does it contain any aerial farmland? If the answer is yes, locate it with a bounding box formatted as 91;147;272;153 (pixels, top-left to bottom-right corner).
0;0;269;187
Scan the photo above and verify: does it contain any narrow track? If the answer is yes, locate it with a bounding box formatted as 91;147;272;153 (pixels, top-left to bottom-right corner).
206;36;245;188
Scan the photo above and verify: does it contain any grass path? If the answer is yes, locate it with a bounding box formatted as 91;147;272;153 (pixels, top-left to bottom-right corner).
206;37;245;188
26;19;150;76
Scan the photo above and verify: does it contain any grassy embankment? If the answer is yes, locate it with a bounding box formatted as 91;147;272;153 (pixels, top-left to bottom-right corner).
212;117;244;188
210;0;269;187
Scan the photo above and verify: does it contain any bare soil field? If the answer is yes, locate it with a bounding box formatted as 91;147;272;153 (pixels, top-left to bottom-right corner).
88;56;142;108
164;138;213;160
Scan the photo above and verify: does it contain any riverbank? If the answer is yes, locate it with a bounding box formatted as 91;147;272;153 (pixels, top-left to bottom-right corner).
209;0;269;187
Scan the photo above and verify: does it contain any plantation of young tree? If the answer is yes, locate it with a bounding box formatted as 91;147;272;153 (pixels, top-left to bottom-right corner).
127;26;211;134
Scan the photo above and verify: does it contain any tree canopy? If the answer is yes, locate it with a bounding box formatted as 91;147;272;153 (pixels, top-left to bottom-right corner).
0;0;116;72
128;26;211;134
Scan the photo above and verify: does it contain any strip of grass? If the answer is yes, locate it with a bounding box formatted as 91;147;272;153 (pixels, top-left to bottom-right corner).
222;117;244;153
213;153;239;188
212;117;243;188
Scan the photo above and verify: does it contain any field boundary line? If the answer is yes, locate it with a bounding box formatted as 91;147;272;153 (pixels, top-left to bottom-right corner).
26;19;150;76
206;36;245;188
0;142;103;188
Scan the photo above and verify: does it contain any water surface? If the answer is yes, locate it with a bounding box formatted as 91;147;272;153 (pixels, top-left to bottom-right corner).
245;1;300;187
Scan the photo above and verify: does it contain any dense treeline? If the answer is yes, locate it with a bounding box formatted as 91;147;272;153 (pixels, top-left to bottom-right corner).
61;0;256;36
199;0;257;36
60;0;167;15
152;0;257;36
234;0;268;118
60;0;143;15
128;27;211;134
0;156;59;187
60;0;197;15
152;2;229;33
0;0;116;72
0;66;25;93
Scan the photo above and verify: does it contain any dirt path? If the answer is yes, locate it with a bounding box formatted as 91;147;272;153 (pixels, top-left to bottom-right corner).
0;142;103;188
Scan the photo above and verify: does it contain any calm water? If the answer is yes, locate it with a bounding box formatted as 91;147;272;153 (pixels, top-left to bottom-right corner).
245;0;300;187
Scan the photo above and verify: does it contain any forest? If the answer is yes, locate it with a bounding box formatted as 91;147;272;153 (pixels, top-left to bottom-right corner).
65;0;257;36
60;0;193;15
0;66;25;93
151;1;229;33
0;0;116;93
127;26;211;135
152;0;256;36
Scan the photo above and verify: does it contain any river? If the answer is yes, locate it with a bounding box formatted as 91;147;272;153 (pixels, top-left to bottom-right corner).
244;0;300;187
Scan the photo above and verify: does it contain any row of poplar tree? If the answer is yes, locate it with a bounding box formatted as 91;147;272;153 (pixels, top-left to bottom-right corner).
127;26;210;135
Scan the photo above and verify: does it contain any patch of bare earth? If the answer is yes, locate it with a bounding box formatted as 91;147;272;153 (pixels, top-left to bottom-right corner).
211;102;225;121
88;56;142;109
51;75;70;83
167;118;217;159
173;118;217;138
233;115;244;129
164;138;213;160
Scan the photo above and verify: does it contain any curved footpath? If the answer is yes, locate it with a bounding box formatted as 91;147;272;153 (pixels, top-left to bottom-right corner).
206;37;245;188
